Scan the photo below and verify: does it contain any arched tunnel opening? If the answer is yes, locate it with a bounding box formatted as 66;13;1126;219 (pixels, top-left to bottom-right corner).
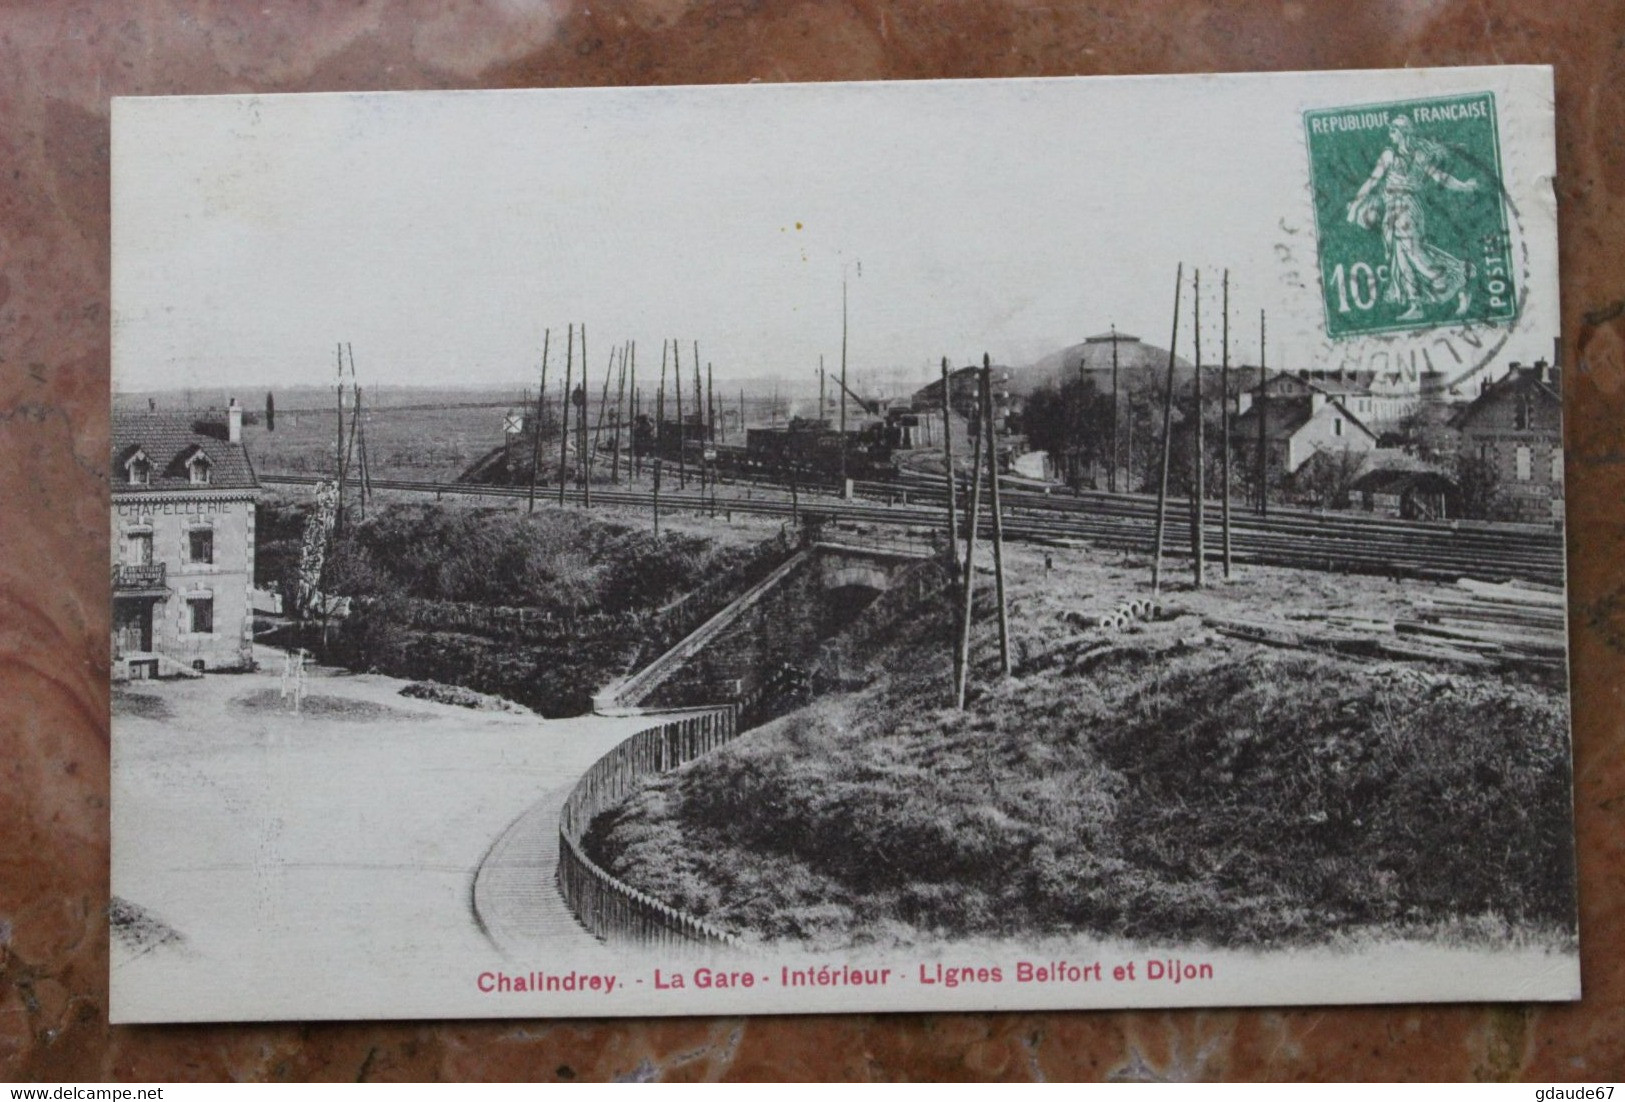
819;583;884;637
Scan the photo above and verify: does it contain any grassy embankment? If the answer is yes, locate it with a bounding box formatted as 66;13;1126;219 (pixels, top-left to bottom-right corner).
584;547;1576;950
256;495;793;716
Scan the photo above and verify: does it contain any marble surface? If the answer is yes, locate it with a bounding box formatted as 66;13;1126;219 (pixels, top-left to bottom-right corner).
2;0;1623;1081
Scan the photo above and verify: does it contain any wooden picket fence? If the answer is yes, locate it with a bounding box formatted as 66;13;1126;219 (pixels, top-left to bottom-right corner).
555;706;745;949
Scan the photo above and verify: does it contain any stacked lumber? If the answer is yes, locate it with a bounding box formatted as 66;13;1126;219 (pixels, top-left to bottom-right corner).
1205;604;1483;669
1202;580;1566;672
1403;578;1568;669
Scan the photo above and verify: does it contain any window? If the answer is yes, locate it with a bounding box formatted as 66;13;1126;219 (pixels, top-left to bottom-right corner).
188;528;214;564
124;531;153;565
187;454;212;485
127;455;150;485
187;597;214;634
1551;448;1564;483
1515;445;1532;482
1333;418;1343;437
1514;395;1536;431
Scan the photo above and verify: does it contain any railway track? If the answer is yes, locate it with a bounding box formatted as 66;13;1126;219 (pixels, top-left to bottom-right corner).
258;472;1567;587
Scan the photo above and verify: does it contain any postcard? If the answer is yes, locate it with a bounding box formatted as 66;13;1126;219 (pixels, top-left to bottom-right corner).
109;67;1576;1022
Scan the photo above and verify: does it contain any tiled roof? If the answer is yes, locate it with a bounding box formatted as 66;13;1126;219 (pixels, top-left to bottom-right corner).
1452;366;1562;430
1351;468;1457;494
1234;396;1377;443
1233;397;1314;441
111;412;259;492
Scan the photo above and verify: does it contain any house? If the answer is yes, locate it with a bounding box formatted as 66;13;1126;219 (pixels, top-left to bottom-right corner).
112;401;261;678
1232;387;1379;475
912;366;985;422
1240;369;1421;436
1451;362;1563;523
911;363;1029;468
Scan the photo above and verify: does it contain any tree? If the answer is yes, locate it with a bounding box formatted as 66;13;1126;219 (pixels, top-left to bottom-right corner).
1455;452;1501;520
1019;374;1124;488
265;391;275;432
1392;403;1456;462
1293;446;1368;509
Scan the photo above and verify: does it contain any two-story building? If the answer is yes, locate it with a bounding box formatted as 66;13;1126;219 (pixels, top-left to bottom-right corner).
1451;362;1564;524
1233;385;1380;475
112;401;260;678
1239;369;1422;438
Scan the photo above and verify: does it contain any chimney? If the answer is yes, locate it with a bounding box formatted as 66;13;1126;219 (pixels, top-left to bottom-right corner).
228;398;242;444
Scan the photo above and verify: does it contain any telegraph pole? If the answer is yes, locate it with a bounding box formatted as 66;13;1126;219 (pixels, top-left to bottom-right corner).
528;328;550;511
707;362;718;515
674;339;686;490
1152;264;1184;596
590;342;614;489
694;342;704;494
341;344;362;508
628;344;638;480
356;385;373;516
981;356;1011;677
612;342;628;484
654;353;665;536
1110;325;1121;494
839;277;849;490
1258;309;1268;517
940;358;957;571
580;324;591;508
954;377;986;710
559;323;573;507
1221;272;1233;578
334;342;346;535
1193;269;1205;588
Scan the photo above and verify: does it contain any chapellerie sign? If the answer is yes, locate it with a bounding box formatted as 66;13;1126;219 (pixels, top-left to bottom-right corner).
115;500;237;517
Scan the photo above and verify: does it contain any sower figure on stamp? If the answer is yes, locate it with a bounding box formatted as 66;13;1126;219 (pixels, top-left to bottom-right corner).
1346;114;1481;322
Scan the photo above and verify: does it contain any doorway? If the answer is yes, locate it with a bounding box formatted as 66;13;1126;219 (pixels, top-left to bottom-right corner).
115;599;154;656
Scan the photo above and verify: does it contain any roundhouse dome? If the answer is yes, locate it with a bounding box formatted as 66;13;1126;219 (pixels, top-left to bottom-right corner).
1014;330;1193;394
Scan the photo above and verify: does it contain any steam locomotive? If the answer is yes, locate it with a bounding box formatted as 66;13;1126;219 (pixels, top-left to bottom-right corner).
634;414;900;485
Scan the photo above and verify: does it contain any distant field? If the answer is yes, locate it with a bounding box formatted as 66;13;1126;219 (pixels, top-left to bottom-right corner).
114;384;530;414
241;404;514;482
210;393;827;483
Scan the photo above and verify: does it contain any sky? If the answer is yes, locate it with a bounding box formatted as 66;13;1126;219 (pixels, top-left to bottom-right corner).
111;68;1558;396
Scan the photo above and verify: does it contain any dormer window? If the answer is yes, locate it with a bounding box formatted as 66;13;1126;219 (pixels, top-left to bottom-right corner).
124;449;151;486
182;446;213;485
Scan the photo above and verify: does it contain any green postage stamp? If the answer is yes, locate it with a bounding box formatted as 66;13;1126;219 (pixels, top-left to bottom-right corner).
1304;92;1516;339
